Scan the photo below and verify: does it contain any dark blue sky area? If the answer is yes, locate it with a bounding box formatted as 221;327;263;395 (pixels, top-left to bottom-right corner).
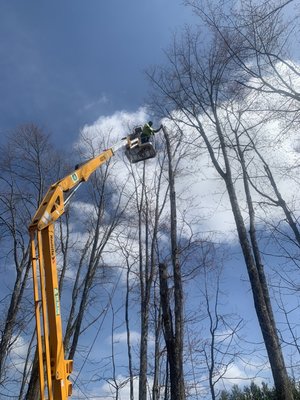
0;1;196;147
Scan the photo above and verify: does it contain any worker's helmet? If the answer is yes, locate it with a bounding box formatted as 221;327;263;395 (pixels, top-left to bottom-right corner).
148;121;153;126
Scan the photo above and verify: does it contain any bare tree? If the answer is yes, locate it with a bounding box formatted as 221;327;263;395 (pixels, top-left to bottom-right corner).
201;265;243;400
130;159;167;400
0;124;62;392
157;126;185;400
149;17;294;398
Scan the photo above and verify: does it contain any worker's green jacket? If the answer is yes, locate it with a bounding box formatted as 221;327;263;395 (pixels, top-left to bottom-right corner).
142;123;154;137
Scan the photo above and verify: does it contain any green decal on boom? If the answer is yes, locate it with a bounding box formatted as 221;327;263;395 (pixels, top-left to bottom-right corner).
71;173;78;183
54;288;60;316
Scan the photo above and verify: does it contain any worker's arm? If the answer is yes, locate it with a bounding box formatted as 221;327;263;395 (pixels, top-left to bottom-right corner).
29;148;114;231
153;124;163;134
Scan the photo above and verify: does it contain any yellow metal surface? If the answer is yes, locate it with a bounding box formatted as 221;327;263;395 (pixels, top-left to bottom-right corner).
41;225;72;398
29;148;114;231
38;230;54;400
30;231;46;399
29;146;115;399
30;227;72;400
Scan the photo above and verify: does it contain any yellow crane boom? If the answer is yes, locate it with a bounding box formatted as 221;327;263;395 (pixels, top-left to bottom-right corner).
29;143;121;400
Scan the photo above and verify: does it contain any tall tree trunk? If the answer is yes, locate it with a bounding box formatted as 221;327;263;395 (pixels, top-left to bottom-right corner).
125;260;134;400
159;262;180;400
225;174;293;400
25;351;40;400
234;133;293;400
152;296;162;400
135;154;168;400
161;126;186;400
138;165;149;400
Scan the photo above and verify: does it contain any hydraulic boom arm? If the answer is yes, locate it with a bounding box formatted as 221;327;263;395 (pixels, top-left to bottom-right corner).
29;139;126;400
30;147;115;232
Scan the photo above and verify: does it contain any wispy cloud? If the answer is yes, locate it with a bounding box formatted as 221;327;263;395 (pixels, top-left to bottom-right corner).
82;93;110;111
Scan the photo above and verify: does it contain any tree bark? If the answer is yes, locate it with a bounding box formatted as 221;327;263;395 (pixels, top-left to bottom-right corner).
159;262;181;400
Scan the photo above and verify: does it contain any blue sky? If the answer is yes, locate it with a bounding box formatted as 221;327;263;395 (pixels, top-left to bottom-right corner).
0;0;195;145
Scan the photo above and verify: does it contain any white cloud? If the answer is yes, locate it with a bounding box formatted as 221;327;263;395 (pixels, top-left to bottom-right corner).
76;107;149;156
83;93;109;111
107;330;155;347
110;330;140;345
219;360;272;389
9;335;29;371
72;87;300;248
162;62;300;243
